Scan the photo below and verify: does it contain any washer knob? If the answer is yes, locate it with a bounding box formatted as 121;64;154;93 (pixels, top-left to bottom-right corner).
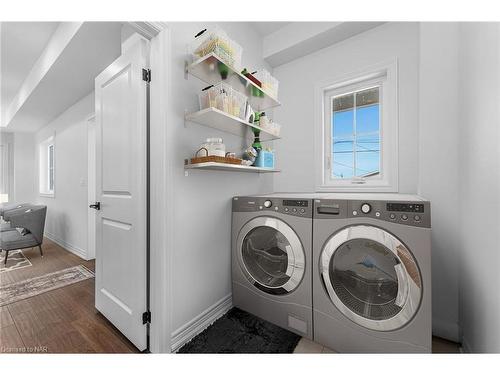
361;203;372;214
263;200;272;208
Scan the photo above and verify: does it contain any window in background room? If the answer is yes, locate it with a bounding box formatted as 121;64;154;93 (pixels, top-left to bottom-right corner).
318;60;398;192
0;142;11;203
48;143;54;192
39;135;55;196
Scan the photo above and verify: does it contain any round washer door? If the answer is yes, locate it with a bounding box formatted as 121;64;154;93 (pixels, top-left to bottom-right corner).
320;225;422;331
237;216;305;295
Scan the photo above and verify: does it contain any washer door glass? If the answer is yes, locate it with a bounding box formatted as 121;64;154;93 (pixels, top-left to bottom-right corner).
321;225;422;331
238;217;305;295
242;226;290;287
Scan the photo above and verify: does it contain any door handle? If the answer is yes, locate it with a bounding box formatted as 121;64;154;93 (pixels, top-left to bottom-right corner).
89;202;101;210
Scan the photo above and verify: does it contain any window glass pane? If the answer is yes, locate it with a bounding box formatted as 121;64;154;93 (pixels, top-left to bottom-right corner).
332;140;354;179
331;87;381;179
48;145;54;191
332;93;354;179
356;91;380;177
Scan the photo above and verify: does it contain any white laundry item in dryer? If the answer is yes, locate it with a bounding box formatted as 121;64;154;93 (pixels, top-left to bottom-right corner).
312;194;432;353
232;195;314;339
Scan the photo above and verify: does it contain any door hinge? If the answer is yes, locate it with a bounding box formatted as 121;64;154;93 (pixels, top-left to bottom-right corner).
142;68;151;83
142;311;151;324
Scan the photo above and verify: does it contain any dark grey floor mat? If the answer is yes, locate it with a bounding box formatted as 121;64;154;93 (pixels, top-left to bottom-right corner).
177;307;301;353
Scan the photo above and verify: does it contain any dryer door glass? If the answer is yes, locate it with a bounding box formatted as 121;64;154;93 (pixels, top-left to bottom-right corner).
238;217;305;295
321;225;422;331
242;226;290;288
330;238;401;320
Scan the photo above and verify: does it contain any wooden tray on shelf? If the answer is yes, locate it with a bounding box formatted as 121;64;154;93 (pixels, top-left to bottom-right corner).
189;155;243;165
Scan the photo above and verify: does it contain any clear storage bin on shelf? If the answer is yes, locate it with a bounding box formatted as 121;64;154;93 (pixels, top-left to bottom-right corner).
260;121;281;137
198;83;248;120
255;69;279;99
188;26;243;71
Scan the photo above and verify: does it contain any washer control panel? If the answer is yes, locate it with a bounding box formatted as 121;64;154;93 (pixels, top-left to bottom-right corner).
314;199;431;228
233;197;313;218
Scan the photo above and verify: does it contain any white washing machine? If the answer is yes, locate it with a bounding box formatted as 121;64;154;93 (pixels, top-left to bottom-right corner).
232;195;314;339
312;194;432;353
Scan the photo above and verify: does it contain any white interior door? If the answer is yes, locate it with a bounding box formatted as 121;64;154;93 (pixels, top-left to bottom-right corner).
94;39;149;351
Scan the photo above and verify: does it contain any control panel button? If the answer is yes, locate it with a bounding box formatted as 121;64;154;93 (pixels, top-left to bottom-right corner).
352;210;358;216
292;208;297;213
284;207;289;212
300;208;305;214
401;214;408;221
414;215;421;222
263;200;272;208
361;203;372;214
375;212;381;217
274;207;279;211
389;213;396;220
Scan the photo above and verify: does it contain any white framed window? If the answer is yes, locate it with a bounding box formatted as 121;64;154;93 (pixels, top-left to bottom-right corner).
39;135;55;197
314;60;398;192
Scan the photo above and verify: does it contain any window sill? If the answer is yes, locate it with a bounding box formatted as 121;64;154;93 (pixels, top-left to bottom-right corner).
316;184;398;193
39;193;55;198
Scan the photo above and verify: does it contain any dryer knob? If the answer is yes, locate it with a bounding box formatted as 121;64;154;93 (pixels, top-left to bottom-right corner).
361;203;372;214
263;200;272;208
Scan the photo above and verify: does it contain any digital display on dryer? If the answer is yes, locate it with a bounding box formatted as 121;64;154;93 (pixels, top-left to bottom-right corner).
386;203;424;213
283;200;309;207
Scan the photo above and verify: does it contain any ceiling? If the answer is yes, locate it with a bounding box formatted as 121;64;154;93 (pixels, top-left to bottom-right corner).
250;22;291;36
2;22;122;132
1;22;60;122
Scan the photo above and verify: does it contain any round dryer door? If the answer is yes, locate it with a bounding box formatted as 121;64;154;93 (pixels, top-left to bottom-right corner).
320;225;422;331
237;217;305;295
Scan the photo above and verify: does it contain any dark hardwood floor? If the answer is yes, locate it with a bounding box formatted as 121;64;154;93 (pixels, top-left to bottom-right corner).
0;238;139;353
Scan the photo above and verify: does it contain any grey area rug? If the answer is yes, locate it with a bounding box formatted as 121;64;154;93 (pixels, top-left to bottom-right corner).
0;250;32;273
178;307;301;353
0;265;94;307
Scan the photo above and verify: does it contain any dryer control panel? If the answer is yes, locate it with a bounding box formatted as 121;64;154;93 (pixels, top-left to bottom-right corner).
314;199;431;228
233;197;313;218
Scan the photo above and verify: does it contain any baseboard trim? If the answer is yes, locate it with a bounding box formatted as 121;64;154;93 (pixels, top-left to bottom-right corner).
432;317;460;343
171;294;233;352
461;337;471;353
44;232;88;260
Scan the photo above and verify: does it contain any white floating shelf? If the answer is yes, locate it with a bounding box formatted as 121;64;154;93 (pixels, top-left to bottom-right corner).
186;53;281;111
185;108;280;142
184;162;280;173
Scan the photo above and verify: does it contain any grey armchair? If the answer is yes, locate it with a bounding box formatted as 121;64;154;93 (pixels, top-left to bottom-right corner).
0;205;47;265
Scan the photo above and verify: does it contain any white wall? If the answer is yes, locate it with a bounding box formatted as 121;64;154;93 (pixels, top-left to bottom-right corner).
35;93;94;259
166;22;274;337
13;132;36;203
418;23;460;341
0;132;15;203
272;22;420;193
458;23;500;353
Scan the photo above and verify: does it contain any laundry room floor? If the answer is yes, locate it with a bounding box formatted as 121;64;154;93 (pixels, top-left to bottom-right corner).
293;337;461;353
